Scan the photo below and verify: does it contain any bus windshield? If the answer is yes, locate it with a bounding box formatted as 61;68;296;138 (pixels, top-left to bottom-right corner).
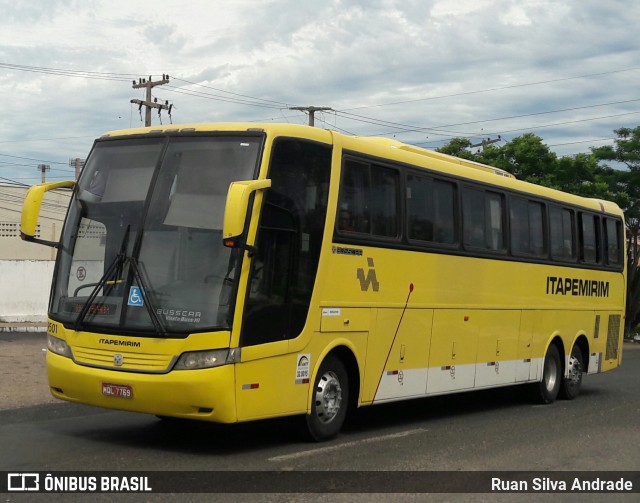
51;134;263;335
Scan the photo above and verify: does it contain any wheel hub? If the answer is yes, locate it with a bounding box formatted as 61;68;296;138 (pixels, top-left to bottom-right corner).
566;355;582;384
314;371;342;424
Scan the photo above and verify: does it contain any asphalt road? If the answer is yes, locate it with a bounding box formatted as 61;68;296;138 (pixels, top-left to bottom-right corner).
0;331;54;409
1;333;639;502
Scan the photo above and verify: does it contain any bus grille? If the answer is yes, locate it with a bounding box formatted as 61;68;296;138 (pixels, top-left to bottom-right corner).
605;315;621;360
73;346;173;372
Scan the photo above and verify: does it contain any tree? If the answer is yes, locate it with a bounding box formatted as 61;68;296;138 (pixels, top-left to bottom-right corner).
479;133;557;182
435;137;477;160
592;127;640;337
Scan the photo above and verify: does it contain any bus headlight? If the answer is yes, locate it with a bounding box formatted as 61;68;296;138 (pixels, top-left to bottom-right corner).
47;334;73;358
174;348;241;370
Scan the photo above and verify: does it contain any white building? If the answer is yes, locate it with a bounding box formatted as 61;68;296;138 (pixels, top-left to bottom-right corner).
0;185;71;260
0;184;72;327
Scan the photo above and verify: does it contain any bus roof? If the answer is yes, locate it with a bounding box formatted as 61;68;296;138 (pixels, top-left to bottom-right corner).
100;122;623;217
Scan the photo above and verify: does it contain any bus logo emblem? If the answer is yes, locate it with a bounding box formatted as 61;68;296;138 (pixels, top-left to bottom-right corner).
357;258;379;292
114;354;123;366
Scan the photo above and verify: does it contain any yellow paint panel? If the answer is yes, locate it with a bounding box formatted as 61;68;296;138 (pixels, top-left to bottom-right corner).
361;308;433;401
235;352;308;421
320;307;371;332
427;310;478;392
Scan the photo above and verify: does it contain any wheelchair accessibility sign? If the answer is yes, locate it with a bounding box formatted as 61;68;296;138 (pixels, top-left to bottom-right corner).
128;286;144;307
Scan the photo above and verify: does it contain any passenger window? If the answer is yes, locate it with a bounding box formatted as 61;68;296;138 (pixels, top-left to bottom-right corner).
370;165;399;237
604;218;622;266
338;159;399;239
407;175;434;241
433;180;457;244
549;206;575;261
463;187;505;251
407;176;457;244
337;160;369;233
580;213;600;264
510;197;545;256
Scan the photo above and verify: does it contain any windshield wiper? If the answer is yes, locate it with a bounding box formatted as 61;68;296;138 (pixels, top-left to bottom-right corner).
74;225;131;331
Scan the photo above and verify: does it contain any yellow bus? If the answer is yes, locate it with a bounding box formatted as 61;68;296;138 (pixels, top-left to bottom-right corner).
21;123;626;441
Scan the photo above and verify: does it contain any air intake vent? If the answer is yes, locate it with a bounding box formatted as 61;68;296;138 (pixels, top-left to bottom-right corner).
593;315;600;339
605;315;621;360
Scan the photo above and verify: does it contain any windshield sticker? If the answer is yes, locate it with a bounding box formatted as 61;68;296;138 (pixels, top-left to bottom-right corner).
127;286;144;307
156;309;202;323
296;354;311;384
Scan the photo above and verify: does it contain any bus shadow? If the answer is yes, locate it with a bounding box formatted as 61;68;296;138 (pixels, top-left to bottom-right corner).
58;379;612;458
66;384;541;456
344;384;530;434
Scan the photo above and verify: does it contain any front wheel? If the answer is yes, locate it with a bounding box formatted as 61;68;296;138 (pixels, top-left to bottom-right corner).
531;344;562;404
559;344;584;400
305;356;349;442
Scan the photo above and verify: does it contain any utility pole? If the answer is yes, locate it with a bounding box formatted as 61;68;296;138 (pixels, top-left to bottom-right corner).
37;164;50;183
69;158;85;180
289;106;333;127
130;75;172;127
471;136;501;152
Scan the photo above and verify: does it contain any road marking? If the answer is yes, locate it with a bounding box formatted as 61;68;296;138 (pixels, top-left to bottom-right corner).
268;428;427;462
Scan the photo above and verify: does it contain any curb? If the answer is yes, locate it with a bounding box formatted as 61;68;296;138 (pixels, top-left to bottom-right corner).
0;322;47;333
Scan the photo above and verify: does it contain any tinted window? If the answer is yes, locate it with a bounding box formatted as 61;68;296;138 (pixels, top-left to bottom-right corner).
510;197;545;256
549;206;575;260
338;159;399;238
407;175;457;244
580;213;600;264
242;140;331;346
604;217;622;266
433;180;457;244
463;187;505;251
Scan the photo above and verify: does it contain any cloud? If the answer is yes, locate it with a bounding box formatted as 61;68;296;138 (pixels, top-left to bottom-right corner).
1;0;640;184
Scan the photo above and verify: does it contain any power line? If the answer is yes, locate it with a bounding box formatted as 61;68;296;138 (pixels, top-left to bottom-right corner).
0;177;29;187
0;62;135;82
0;135;95;144
341;67;640;111
163;84;286;109
333;99;640;141
1;61;637;160
169;77;289;108
404;110;640;149
0;152;68;165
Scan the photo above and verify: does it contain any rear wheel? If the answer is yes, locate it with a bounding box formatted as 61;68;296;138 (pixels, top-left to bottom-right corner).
305;356;349;442
560;344;584;400
532;344;562;404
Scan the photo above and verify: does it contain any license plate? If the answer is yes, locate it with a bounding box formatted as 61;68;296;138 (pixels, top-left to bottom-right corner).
102;383;133;399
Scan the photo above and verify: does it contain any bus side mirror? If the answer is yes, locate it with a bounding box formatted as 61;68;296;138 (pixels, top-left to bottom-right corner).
21;180;76;247
222;179;271;250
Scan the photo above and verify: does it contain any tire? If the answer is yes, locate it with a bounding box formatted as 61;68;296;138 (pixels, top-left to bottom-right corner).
305;356;349;442
532;344;562;404
559;344;584;400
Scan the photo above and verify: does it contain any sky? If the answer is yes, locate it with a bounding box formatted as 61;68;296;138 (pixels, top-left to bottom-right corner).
1;0;639;186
